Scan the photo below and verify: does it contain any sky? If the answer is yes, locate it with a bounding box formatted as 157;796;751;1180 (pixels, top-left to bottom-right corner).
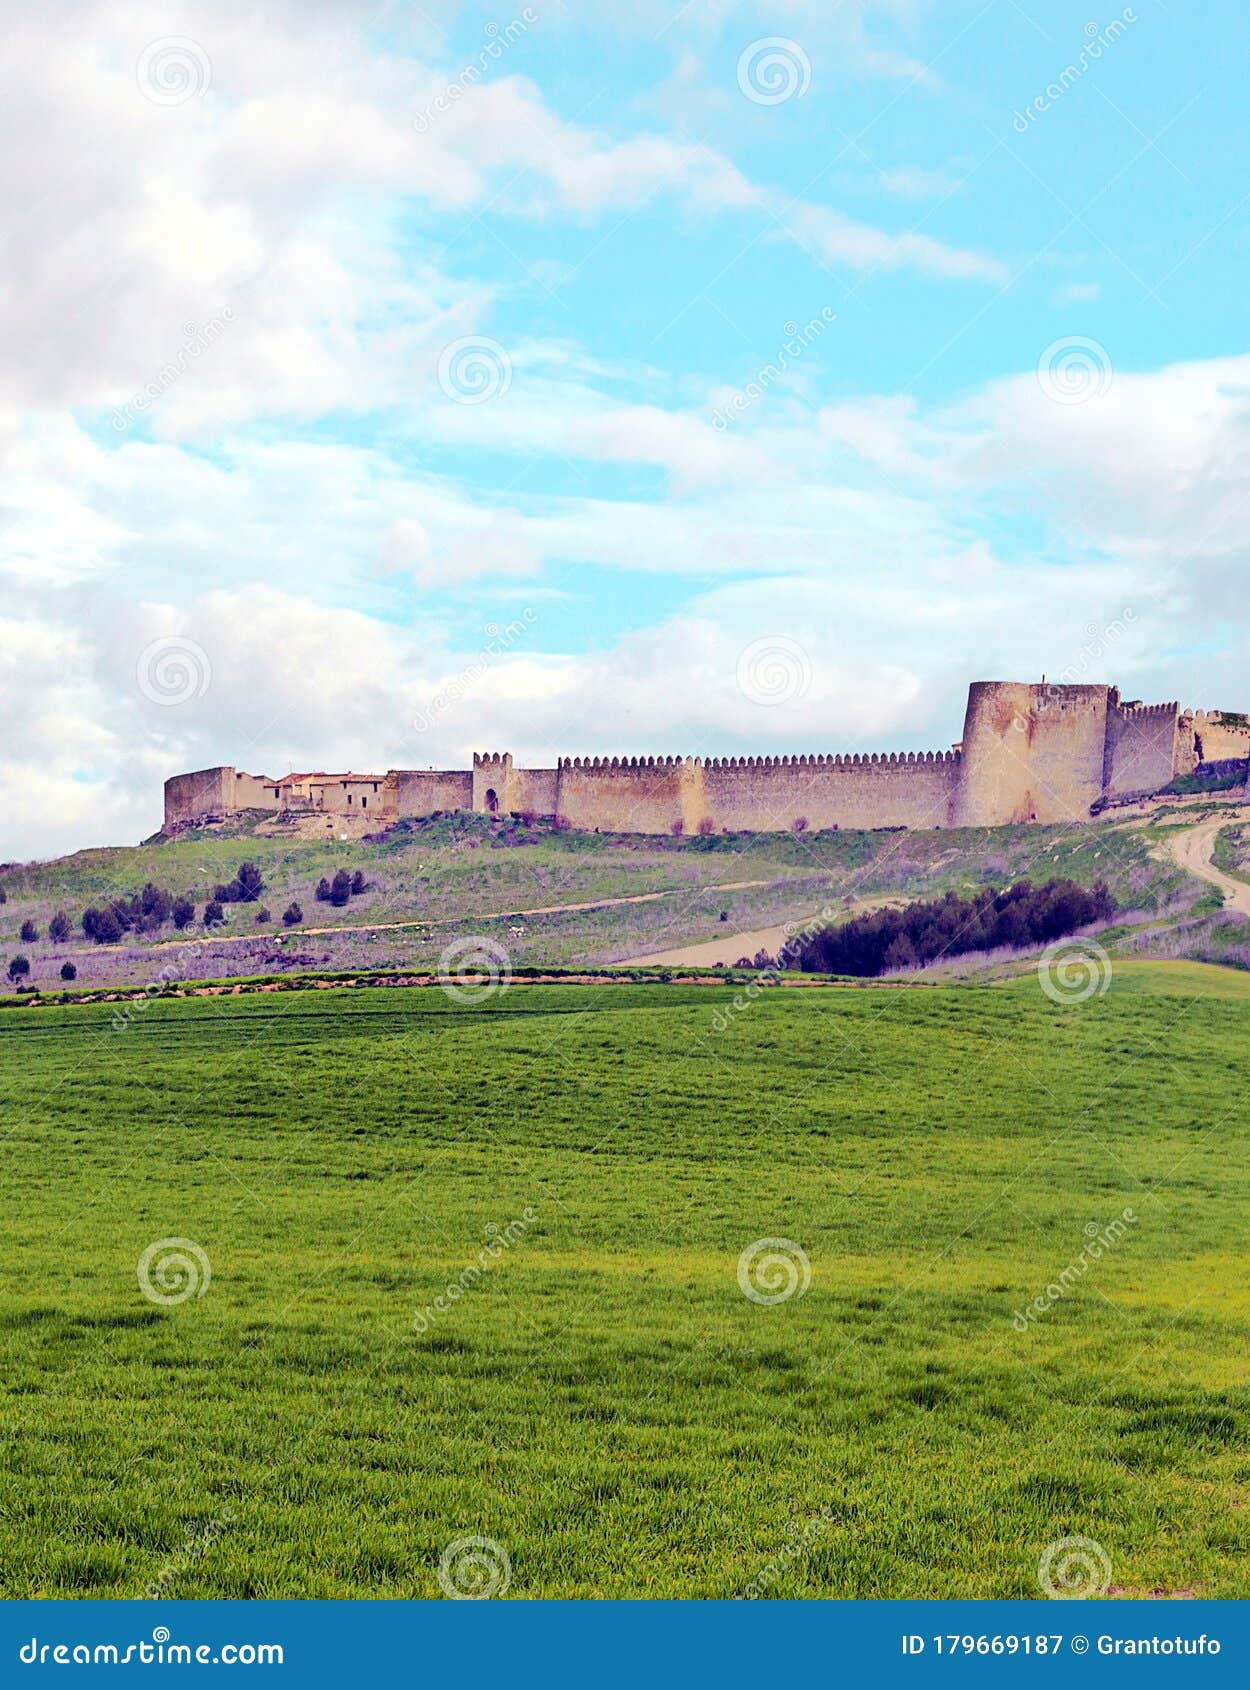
3;0;1248;858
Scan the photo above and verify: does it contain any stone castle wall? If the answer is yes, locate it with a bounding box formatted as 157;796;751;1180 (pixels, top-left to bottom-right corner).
393;769;473;815
953;682;1111;826
164;765;238;825
1104;702;1181;796
698;753;959;832
162;681;1249;835
1189;709;1250;765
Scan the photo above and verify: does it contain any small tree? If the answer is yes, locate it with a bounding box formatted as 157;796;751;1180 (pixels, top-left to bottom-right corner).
235;861;264;902
20;920;38;942
883;933;918;972
330;869;352;907
172;897;195;929
282;901;302;927
350;870;366;895
7;956;30;985
49;911;70;943
254;906;271;924
204;899;225;928
84;907;123;945
670;819;684;837
790;816;808;834
696;818;715;836
60;961;77;982
0;886;6;903
315;877;331;902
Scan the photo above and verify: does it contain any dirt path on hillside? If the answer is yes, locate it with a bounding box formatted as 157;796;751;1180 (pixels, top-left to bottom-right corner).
147;878;781;948
624;920;822;968
1159;818;1250;916
621;895;902;967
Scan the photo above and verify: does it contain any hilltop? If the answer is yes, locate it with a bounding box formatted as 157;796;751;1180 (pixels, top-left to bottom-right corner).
2;795;1249;995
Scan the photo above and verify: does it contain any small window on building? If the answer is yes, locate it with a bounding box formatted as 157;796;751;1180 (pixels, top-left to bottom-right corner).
362;796;367;808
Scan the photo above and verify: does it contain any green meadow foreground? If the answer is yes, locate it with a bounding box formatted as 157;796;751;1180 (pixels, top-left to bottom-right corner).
0;964;1247;1598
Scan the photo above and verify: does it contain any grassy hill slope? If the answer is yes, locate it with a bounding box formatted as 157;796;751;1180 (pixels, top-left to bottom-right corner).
0;969;1246;1597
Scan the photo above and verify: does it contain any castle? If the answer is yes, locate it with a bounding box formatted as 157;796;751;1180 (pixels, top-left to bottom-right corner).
163;681;1250;837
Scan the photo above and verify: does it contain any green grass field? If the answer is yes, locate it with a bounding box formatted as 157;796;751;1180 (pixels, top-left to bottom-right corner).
1;962;1246;1598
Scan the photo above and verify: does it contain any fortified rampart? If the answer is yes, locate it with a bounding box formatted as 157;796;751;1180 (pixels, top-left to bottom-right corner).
162;680;1250;836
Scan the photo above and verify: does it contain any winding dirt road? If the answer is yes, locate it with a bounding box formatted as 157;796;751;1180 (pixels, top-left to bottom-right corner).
1160;817;1250;916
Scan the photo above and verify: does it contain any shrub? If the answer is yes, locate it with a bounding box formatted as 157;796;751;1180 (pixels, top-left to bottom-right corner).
172;897;195;929
203;900;225;928
315;878;331;902
255;907;271;924
59;962;77;982
140;882;171;925
350;871;366;896
49;911;70;943
7;956;30;985
797;879;1116;978
0;886;5;903
82;907;123;945
20;920;38;942
791;816;809;833
696;818;715;836
282;902;303;927
552;815;572;832
330;869;352;907
235;861;264;903
670;819;685;837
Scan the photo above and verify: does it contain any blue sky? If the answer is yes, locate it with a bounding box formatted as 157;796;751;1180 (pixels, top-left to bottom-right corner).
3;0;1248;854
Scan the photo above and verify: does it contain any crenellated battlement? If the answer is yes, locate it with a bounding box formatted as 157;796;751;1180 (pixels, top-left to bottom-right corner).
163;680;1248;835
557;749;962;771
1114;700;1179;719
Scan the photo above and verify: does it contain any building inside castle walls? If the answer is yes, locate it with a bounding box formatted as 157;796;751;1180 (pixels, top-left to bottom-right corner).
161;681;1250;838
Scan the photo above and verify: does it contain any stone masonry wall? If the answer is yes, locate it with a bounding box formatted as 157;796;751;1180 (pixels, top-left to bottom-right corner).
164;682;1242;835
1103;702;1181;796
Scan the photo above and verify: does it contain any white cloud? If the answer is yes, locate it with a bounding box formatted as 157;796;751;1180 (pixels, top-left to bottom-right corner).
787;203;1007;283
